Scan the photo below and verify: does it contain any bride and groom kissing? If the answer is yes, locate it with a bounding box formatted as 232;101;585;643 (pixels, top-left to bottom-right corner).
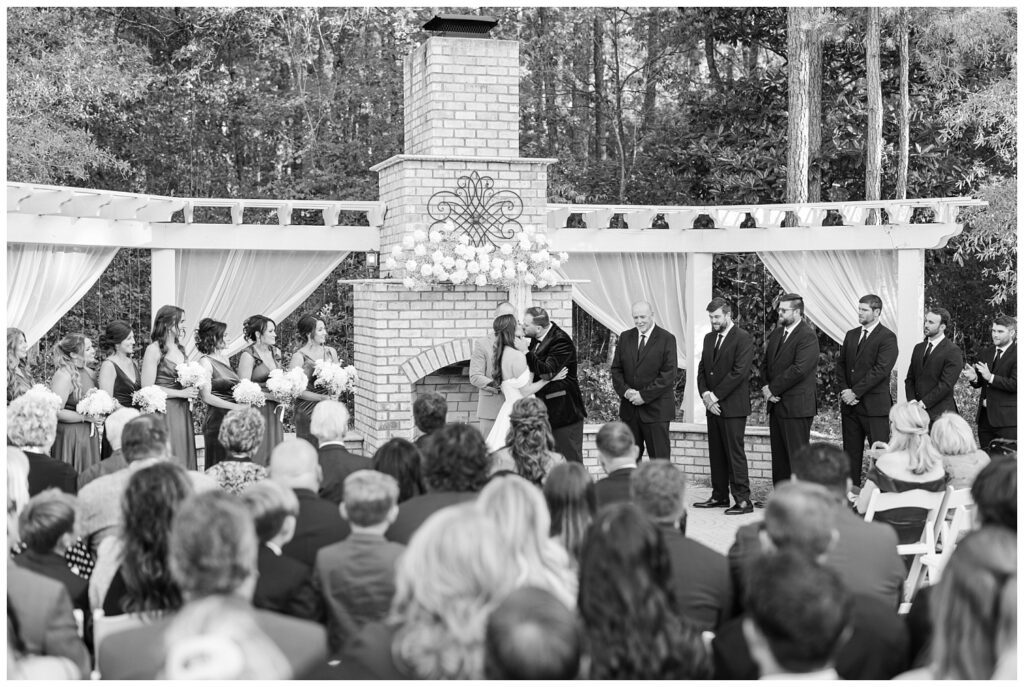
470;302;587;462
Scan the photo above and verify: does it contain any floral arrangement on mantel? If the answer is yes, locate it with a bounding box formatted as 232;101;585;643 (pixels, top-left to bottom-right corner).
384;221;568;291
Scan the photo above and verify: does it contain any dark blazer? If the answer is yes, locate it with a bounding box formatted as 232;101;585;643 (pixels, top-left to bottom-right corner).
761;320;819;418
610;325;678;423
23;449;78;496
836;324;898;416
253;545;322;622
98;603;328;679
905;337;964;420
281;488;349;568
970;343;1017;427
594;467;636;510
13;551;89;614
527;323;586;429
385;491;477;545
329;621;408;679
659;523;734;632
696;325;755;417
317;443;371;505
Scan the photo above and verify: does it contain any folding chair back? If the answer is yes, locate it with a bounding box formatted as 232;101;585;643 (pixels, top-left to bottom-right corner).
863;488;946;603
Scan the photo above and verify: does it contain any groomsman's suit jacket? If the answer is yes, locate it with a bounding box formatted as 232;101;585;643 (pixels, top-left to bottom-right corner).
761;320;819;418
527;323;586;429
610;324;678;424
469;334;504;422
970;342;1017;428
905;337;964;421
836;324;898;417
697;326;755;418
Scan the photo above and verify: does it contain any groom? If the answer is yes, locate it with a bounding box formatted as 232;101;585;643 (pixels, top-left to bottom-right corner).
523;306;587;463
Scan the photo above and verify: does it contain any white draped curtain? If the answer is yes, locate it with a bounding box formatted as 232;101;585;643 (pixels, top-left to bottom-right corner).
176;250;350;356
561;253;688;363
7;244;120;345
758;250;899;343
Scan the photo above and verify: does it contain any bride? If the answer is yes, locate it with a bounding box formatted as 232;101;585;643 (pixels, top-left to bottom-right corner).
486;314;567;453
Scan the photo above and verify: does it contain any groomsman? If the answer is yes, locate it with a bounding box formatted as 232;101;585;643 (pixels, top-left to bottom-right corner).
695;298;754;514
610;301;677;461
836;295;898;485
963;315;1017;448
905;307;963;425
761;293;819;484
469;300;516;438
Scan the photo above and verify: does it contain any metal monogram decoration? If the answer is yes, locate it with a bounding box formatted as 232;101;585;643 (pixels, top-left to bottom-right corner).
426;171;524;247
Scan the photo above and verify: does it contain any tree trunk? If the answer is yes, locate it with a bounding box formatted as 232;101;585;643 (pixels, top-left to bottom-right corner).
639;9;658;141
808;9;823;202
593;11;607;161
895;8;910;200
746;41;759;78
610;16;628;202
786;7;811;213
705;18;722;90
865;7;883;220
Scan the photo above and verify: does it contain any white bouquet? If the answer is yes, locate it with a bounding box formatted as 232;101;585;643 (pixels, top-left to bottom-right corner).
75;389;119;437
23;384;63;412
176;360;210;390
232;379;266;408
266;368;309;421
132;386;168;414
313;360;357;399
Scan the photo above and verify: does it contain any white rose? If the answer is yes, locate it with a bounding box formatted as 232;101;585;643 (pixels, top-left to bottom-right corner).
402;277;417;288
503;267;516;279
414;244;427;257
535;234;548;246
529;251;543;264
450;270;468;285
402;236;415;249
405;260;419;272
442;256;456;269
490;267;504;281
429;230;443;243
519;237;532;251
435;268;450;281
467;261;480;274
457;235;470;246
384;257;398;270
478;256;490;271
391;245;403;257
477;246;491;257
412;229;427;242
454;259;467;271
420;264;434;277
500;243;513;255
432;250;444;263
475;274;488;287
443;220;456;233
490;257;504;270
516;261;529;273
524;273;537;286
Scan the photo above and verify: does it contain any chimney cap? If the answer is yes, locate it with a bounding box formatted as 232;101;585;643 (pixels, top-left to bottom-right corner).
422;14;498;38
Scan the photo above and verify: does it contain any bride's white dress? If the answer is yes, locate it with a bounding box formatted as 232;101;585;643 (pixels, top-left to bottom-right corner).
485;367;533;452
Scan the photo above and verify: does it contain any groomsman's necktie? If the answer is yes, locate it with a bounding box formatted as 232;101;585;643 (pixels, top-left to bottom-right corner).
780;329;789;347
857;329;867;353
923;341;934;363
638;333;647;356
714;333;723;361
993;348;1003;370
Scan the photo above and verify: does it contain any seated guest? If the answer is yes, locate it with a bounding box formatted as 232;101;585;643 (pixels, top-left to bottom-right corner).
730;442;904;609
14;490;88;615
205;407;267;495
484;586;582;680
268;438;348;567
930;411;990;488
593;421;639;509
311;400;370;504
314;470;404;653
335;503;518;679
78;407;139;488
741;551;851;680
386;423;490;545
855;402;948;544
7;392;77;496
542;462;595;571
972;456;1017;530
412;391;447;450
99;491;328;679
578;503;711;679
715;482;910;680
488;398;565;485
240;480;320;621
631;460;733;632
371;438;425;503
478;475;577;608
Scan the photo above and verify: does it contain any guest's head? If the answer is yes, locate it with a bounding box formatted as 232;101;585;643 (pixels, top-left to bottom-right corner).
239;480;300;546
413;392;447;435
296;314;326;346
595;421;638;473
371;438;425;503
631;459;686;526
6;392;58;452
122;413;171;463
152;304;185;354
218;407;265;461
505;397;557;484
887;402;942;474
578;503;710;679
341;470;399;531
742;550;851;677
7;327;28;365
121;462;194;614
790;442;851;501
310;400;350;443
268;438;321;492
419;423;490;493
543;462;596;564
389;503;519;679
931;412;980;456
195;318;228;354
760;481;838;561
170;491;259;603
104;408;140;453
929;526;1016;679
18;489;77;555
484;586;581;680
242;314;276;347
971;458;1017;531
99;320;135;358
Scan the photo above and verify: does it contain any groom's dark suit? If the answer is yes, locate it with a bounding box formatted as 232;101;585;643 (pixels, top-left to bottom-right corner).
527;323;586;463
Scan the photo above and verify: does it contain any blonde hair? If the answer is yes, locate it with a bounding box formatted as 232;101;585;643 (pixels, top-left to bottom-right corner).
50;333;88;401
931;412;980;457
7;392;59;450
886;402;942;474
7;447;31;519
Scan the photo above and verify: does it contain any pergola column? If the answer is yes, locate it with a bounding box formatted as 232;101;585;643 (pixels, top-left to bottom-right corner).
683;252;714;423
151;249;177;322
895;248;926;403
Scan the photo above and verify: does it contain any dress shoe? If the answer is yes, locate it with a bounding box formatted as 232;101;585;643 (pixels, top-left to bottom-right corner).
725;501;754;515
693;498;729;508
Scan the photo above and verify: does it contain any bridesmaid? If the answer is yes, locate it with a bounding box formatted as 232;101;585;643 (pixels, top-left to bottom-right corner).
288;314;337;449
7;327;33;402
237;314;284;466
97;320;141;458
195;318;244;470
49;333;103;472
141;305;198;469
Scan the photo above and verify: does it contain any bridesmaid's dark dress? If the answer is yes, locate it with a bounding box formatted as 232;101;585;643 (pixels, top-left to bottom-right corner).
202;357;240;471
154;356;197;470
101;360;140;459
51;369;102;473
293;350;335;450
245;345;284;466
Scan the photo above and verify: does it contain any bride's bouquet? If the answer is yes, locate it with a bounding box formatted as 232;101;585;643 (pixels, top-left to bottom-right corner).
23;384;63;412
232;380;266;408
313;360;358;399
132;386;168;414
266;368;308;421
75;389;119;437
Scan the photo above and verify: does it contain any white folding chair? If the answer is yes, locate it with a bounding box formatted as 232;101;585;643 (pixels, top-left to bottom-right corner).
864;488;946;604
917;487;975;588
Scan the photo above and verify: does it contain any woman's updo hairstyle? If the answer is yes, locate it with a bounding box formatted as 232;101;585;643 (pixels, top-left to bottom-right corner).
195;319;227;355
99;320;133;357
296;315;319;345
243;315;275;344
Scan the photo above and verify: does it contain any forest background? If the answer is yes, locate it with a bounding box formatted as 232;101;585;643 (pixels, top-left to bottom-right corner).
8;6;1016;432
